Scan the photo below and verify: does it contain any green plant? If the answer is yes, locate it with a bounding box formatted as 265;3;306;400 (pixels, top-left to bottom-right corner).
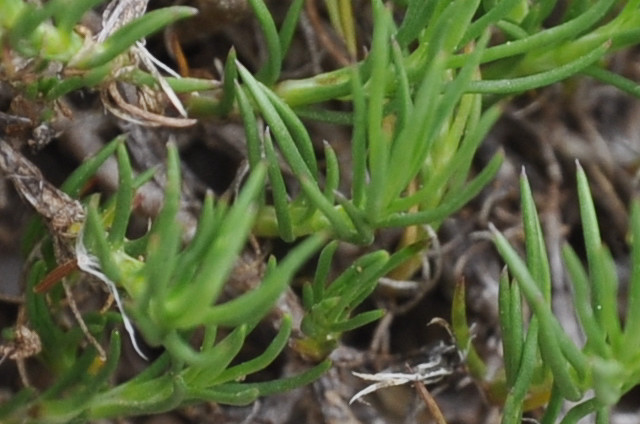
0;0;200;97
454;165;640;423
2;0;640;422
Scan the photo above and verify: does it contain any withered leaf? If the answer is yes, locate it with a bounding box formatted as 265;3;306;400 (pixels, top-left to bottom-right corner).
0;139;85;237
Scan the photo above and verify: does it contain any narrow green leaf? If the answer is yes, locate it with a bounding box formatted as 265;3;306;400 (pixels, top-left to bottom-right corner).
563;245;608;357
540;385;565;424
324;251;388;299
381;152;503;227
279;0;304;56
172;193;219;289
164;165;267;327
25;262;63;356
236;83;262;170
411;99;496;210
499;270;523;387
595;245;623;350
312;241;339;306
438;0;481;53
143;143;182;313
350;67;367;208
520;170;552;300
449;0;615;68
365;0;392;222
129;69;219;93
89;375;185;418
249;0;282;85
86;204;122;283
39;335;103;400
576;162;621;342
71;6;197;69
389;38;412;139
223;359;332;396
132;166;157;190
337;0;357;58
108;143;133;247
56;0;104;33
262;87;319;179
264;130;294;242
624;200;640;348
492;225;583;401
502;318;540;423
181;326;247;385
215;48;238;116
396;1;435;47
9;2;52;53
329;310;385;333
185;386;259;406
238;62;317;179
298;176;355;241
451;279;487;378
329;252;389;320
584;66;640;99
385;55;444;203
559;398;599;424
201;234;325;326
62;135;123;197
334;193;374;245
445;102;499;192
495;20;529;40
45;63;112;100
323;140;340;206
393;28;488;209
292;107;353;125
462;0;523;46
211;315;293;385
467;42;609;94
274;66;352;107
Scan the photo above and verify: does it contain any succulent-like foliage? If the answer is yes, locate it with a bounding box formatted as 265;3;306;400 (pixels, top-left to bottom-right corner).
2;0;640;422
0;0;197;98
455;166;640;423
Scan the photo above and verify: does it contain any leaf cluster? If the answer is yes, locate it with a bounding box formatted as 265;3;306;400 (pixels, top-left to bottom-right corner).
455;166;640;423
2;0;640;422
0;0;197;101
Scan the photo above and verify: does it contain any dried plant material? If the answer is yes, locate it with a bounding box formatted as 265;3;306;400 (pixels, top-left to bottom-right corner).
0;138;145;360
0;111;32;140
0;139;85;238
0;325;42;364
74;226;148;360
350;332;462;405
0;139;108;358
102;82;196;128
60;277;108;360
98;0;150;42
97;0;197;127
414;378;448;424
33;259;79;294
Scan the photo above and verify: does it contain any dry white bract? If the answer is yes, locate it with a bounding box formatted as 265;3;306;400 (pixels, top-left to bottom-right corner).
349;340;462;405
97;0;197;127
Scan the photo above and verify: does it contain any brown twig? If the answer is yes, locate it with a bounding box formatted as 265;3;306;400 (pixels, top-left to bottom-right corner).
102;83;196;128
413;377;448;424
